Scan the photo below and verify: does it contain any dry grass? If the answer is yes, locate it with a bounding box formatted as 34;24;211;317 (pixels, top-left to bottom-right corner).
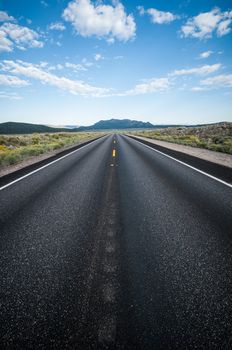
129;123;232;154
0;132;103;167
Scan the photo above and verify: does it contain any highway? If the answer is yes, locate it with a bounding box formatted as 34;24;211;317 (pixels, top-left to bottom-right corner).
0;134;232;349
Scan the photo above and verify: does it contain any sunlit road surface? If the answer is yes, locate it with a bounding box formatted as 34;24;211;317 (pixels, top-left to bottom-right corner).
0;134;232;349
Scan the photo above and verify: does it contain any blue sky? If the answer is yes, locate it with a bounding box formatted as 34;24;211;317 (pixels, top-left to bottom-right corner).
0;0;231;126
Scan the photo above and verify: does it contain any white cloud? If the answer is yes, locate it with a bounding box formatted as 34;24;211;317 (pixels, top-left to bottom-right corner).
191;86;208;92
82;59;93;68
0;11;14;22
171;63;221;76
147;8;178;24
122;77;171;96
94;53;103;61
199;50;213;59
0;74;29;86
63;0;136;42
0;60;172;97
200;74;232;88
65;62;87;71
217;18;232;36
37;60;94;73
41;1;48;7
49;22;66;31
138;6;178;24
0;30;13;52
0;91;22;100
0;60;109;97
181;8;232;39
0;23;44;52
137;6;145;16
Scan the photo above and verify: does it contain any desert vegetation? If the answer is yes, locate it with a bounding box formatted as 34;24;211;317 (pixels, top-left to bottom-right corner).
130;122;232;154
0;132;103;167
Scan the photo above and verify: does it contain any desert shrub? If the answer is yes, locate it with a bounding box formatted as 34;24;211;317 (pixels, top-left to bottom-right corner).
19;139;27;146
7;137;20;146
32;135;40;145
210;144;226;153
0;131;103;168
20;145;45;157
0;136;6;145
1;152;21;165
197;141;207;149
0;145;8;152
48;142;61;150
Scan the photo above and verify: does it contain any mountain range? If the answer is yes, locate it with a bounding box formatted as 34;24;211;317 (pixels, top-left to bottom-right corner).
0;119;157;134
0;119;225;135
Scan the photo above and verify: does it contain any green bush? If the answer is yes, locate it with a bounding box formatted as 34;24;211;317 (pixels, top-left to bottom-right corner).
32;135;40;145
2;152;21;165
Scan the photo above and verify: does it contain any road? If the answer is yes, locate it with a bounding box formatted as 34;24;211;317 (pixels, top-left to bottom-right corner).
0;134;232;349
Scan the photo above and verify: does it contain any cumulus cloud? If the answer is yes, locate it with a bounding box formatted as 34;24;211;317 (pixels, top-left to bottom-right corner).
94;53;103;61
0;23;44;52
138;6;178;24
122;77;171;96
0;60;109;97
0;74;29;86
171;63;221;76
0;30;13;52
63;0;136;42
49;22;66;31
199;50;213;59
0;11;14;22
65;62;88;71
181;8;232;39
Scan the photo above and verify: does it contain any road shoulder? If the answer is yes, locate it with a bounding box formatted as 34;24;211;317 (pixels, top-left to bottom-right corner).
128;135;232;169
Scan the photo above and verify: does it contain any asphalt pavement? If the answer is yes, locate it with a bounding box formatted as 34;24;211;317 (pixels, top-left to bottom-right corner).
0;134;232;349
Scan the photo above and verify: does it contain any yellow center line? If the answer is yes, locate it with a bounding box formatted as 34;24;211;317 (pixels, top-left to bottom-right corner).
112;149;116;157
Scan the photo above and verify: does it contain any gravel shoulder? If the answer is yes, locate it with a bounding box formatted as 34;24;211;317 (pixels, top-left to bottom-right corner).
130;135;232;169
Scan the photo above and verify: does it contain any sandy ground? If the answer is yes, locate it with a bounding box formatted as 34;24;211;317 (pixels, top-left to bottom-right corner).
130;135;232;169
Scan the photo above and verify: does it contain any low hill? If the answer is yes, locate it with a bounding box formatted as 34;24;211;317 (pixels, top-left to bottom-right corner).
86;118;155;130
0;122;69;134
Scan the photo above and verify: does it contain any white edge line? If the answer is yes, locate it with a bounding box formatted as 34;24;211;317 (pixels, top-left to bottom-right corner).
0;136;105;191
128;136;232;189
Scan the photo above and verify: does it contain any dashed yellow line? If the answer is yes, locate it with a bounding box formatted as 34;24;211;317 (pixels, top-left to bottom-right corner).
112;149;116;157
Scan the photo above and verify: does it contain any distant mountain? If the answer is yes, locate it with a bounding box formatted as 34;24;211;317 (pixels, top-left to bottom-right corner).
0;119;227;135
79;118;155;130
0;119;155;134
